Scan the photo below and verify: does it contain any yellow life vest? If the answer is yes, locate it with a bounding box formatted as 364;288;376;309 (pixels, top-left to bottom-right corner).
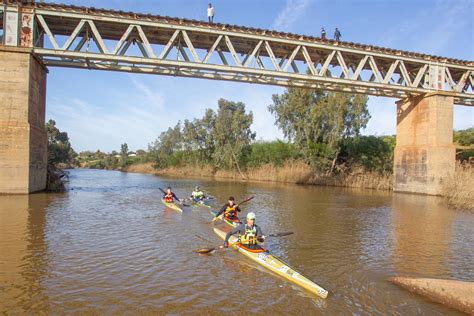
239;225;257;245
224;204;238;218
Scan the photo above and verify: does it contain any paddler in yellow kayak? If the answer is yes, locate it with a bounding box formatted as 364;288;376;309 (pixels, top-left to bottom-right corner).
223;212;265;252
190;186;206;202
163;187;181;204
213;196;242;224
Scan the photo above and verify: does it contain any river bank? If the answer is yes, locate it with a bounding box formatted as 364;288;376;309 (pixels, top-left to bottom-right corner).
123;162;473;210
125;161;393;190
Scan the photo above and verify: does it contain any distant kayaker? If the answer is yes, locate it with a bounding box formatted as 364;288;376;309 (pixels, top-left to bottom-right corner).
214;196;242;222
223;212;265;251
191;186;206;201
163;187;180;203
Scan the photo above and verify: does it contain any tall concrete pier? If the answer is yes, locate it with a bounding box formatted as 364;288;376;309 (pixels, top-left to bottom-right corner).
394;94;455;195
0;47;48;193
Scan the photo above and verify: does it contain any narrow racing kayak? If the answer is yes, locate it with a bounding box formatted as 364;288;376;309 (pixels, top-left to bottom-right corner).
161;199;183;212
210;210;240;227
192;199;211;209
213;227;328;299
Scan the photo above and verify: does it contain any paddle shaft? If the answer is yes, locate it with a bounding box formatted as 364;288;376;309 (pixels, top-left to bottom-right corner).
196;232;293;254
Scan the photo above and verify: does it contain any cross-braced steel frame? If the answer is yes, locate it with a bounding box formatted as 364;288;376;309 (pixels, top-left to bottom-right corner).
1;2;473;105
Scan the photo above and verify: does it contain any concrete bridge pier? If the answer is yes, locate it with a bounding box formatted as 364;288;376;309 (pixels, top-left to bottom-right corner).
394;93;455;195
0;47;48;194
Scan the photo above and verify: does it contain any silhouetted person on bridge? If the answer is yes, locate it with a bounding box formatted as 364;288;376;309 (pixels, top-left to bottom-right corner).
321;27;326;40
334;28;341;42
207;3;215;23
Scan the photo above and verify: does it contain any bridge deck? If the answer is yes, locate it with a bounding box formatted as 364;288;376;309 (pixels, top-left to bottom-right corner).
0;1;472;105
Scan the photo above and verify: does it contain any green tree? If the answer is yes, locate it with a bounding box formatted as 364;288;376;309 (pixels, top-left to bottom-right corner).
120;143;129;167
269;88;370;173
213;99;256;176
45;119;76;166
149;122;183;167
454;128;474;146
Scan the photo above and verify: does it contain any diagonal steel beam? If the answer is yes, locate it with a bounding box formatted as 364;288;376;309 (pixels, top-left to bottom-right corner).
264;41;280;71
398;61;412;87
382;60;399;84
158;29;180;59
136;25;156;58
336;51;350;79
112;24;135;55
224;35;241;66
283;45;301;72
412;64;428;88
319;50;335;77
86;20;109;54
203;35;222;63
368;56;382;83
181;30;200;62
243;40;262;67
352;55;368;80
62;20;86;51
36;15;59;49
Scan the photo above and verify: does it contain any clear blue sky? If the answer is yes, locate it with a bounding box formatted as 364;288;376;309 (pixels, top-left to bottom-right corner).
44;0;474;152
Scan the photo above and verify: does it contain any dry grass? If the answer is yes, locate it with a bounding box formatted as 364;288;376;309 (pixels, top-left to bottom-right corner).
442;163;474;210
125;161;392;190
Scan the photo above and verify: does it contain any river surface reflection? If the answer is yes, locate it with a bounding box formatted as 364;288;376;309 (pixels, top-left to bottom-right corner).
1;169;472;314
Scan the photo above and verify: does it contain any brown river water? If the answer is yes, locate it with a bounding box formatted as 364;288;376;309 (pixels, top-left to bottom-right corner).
1;169;473;315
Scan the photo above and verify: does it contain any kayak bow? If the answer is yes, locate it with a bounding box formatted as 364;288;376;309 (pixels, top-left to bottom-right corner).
210;210;240;227
161;199;183;212
213;227;328;299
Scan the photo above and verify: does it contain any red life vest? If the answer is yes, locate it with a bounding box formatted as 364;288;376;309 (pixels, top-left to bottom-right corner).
164;192;174;203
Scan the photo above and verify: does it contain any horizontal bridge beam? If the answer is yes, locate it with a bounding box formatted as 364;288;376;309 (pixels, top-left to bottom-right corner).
1;2;472;105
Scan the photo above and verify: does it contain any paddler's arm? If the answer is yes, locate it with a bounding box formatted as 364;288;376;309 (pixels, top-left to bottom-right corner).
223;224;243;247
215;204;227;217
236;205;242;213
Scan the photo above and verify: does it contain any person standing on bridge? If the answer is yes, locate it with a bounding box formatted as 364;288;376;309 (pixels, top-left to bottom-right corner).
334;28;341;42
321;27;327;40
207;3;215;23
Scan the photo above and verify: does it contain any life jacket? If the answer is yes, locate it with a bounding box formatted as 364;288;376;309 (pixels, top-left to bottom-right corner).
224;204;238;219
238;224;258;245
164;192;174;203
192;191;204;199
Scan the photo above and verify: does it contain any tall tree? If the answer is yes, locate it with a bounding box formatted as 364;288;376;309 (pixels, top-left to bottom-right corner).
269;88;370;172
45;119;76;166
213;99;255;176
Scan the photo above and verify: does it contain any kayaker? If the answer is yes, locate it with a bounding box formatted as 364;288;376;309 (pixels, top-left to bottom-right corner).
214;196;242;222
223;212;265;251
191;186;206;201
163;187;180;203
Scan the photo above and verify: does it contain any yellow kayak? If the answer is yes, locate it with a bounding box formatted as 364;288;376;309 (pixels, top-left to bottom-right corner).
213;227;328;299
161;199;183;212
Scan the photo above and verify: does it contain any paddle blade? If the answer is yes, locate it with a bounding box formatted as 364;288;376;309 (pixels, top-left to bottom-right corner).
196;248;215;254
268;232;294;237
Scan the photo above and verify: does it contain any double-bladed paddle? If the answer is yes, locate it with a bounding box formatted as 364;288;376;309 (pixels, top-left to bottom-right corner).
159;187;190;207
211;196;255;222
195;231;294;255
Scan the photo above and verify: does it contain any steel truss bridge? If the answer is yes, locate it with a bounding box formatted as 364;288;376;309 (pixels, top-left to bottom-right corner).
0;1;473;105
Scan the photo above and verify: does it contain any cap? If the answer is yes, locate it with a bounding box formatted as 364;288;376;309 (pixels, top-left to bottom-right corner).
246;212;256;220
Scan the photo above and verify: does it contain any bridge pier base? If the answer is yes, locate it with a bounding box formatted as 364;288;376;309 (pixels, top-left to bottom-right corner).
0;47;48;194
394;94;455;195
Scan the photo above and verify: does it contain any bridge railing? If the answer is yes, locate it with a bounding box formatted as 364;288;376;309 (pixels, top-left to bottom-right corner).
1;2;473;105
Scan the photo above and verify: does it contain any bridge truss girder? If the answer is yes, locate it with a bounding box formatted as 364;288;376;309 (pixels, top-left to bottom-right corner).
1;4;473;105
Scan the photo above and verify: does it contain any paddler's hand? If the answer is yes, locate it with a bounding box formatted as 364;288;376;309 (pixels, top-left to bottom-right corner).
223;241;229;248
212;217;218;222
257;236;265;243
